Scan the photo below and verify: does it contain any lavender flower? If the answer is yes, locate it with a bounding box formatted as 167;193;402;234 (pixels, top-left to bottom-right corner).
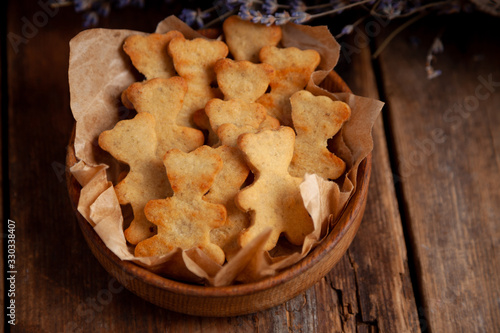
249;9;263;23
83;11;99;27
274;11;291;25
179;8;209;28
336;24;354;38
237;0;256;6
97;2;111;17
426;66;442;80
179;8;198;26
262;0;279;14
431;37;444;54
238;4;253;20
216;0;237;11
289;0;307;12
196;8;211;27
74;0;93;12
261;14;277;25
426;36;444;79
59;0;473;79
330;0;346;14
290;10;310;24
115;0;131;9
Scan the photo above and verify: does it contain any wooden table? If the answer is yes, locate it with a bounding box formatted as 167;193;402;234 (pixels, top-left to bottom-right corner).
3;1;499;332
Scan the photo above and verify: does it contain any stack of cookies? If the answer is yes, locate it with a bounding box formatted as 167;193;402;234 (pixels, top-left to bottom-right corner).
98;16;351;265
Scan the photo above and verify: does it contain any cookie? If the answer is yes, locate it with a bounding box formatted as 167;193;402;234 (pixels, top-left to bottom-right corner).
257;46;321;126
214;58;275;102
135;146;226;265
125;76;204;158
168;35;228;127
123;31;183;80
223;15;282;63
208;146;250;256
98;112;172;244
289;90;351;180
205;98;268;147
236;127;314;251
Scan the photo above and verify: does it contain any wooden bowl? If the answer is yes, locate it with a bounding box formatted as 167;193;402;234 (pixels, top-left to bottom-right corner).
66;71;371;317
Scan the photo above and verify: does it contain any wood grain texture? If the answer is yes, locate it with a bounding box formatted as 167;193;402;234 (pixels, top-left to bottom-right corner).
1;1;5;329
7;2;84;332
375;13;500;333
332;32;421;333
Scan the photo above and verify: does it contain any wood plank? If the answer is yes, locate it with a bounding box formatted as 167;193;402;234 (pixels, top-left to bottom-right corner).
1;0;6;329
7;1;87;331
375;13;500;333
333;31;421;333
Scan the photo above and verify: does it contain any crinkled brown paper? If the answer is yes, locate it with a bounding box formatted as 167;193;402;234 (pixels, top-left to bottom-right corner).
68;16;383;286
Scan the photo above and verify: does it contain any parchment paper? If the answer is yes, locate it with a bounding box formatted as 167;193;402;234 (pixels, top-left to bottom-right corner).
68;16;383;286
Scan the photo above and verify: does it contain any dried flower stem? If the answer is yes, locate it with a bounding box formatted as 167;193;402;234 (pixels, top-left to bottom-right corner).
203;9;238;28
386;0;453;19
372;11;428;58
309;0;375;20
335;15;369;39
306;3;336;11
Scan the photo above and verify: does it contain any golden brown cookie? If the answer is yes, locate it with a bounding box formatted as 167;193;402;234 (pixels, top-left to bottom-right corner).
236;127;314;251
123;31;183;80
257;46;321;126
205;98;267;133
98;112;172;244
205;98;269;147
168;35;228;127
214;58;275;102
289;90;351;180
135;146;226;264
223;15;282;63
125;77;204;158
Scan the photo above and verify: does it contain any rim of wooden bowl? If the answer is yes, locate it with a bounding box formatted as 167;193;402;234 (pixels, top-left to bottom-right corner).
65;70;371;312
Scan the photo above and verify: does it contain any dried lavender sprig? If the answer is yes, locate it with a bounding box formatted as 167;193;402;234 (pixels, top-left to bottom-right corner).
305;0;375;22
370;0;456;19
203;8;238;28
335;15;369;39
426;32;444;79
372;11;428;58
243;0;376;25
179;8;211;28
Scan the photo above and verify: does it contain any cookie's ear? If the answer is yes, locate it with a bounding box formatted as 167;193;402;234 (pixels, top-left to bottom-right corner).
167;35;229;128
223;15;282;63
163;146;223;197
123;31;183;80
238;127;295;173
215;58;274;102
257;46;321;126
125;77;204;158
